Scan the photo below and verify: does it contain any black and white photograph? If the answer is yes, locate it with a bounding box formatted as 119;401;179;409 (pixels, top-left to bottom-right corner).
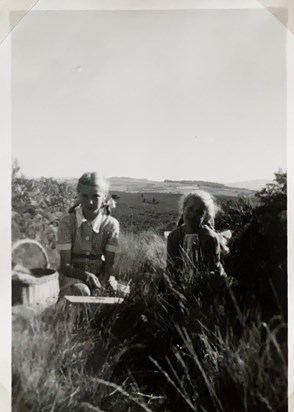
1;0;293;411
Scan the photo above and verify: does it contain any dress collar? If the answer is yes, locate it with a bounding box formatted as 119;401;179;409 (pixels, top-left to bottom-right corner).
75;205;104;233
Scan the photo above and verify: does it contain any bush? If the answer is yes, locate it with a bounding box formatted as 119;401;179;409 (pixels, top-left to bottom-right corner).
11;172;76;268
227;172;287;319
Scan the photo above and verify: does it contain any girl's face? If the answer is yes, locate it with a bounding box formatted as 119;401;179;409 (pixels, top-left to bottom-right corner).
183;197;207;232
78;184;105;220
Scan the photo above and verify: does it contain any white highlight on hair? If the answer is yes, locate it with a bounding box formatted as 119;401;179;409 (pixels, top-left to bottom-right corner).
77;171;109;195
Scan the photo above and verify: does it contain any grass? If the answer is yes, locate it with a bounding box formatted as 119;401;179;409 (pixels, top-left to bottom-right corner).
12;231;287;412
113;231;167;279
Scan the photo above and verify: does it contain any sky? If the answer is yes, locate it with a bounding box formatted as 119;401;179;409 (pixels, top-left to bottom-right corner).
10;3;287;183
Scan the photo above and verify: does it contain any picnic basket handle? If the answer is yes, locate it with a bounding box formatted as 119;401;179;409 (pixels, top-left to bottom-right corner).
12;239;49;269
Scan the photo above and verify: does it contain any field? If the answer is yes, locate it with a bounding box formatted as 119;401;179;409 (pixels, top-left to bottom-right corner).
63;176;255;197
12;171;287;412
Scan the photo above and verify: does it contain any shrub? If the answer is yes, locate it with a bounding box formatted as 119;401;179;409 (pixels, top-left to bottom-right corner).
227;171;287;319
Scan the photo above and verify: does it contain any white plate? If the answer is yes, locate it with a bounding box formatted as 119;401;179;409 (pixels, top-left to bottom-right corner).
64;296;124;304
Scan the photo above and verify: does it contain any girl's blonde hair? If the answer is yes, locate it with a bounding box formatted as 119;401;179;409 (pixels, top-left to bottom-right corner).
178;190;220;228
68;172;110;214
77;171;109;196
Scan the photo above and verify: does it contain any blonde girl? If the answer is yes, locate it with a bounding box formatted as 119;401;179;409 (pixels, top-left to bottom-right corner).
167;190;230;274
57;172;119;296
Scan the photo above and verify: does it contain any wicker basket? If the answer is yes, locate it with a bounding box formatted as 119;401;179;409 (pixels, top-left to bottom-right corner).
12;239;60;306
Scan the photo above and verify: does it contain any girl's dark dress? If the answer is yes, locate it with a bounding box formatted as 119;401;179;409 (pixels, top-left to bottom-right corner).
167;224;224;275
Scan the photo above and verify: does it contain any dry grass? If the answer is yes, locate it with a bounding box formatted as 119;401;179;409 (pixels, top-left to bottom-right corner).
113;231;166;279
12;231;287;412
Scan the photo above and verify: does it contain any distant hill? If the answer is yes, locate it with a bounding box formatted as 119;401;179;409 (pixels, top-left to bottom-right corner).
107;177;254;198
110;177;149;182
164;179;226;188
57;176;256;198
225;179;272;191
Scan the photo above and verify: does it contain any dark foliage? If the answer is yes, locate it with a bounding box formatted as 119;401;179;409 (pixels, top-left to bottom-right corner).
86;268;287;412
226;172;287;320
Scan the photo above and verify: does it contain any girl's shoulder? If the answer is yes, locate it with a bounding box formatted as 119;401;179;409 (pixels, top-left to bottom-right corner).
58;211;77;228
57;213;77;239
168;226;185;241
107;215;119;228
100;214;120;231
59;212;73;224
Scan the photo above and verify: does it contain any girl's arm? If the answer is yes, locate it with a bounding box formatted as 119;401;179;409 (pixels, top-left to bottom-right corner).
102;218;119;283
102;250;116;280
204;233;222;274
59;249;101;288
57;216;87;281
59;249;87;282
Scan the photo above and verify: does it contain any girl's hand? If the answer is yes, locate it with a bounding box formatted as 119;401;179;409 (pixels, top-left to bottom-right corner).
108;275;118;291
85;272;101;290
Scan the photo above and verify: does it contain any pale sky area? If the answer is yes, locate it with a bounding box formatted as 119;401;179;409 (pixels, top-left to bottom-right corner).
11;5;287;183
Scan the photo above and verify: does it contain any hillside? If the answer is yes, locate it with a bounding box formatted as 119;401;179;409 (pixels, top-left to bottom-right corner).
59;176;255;198
225;179;273;191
